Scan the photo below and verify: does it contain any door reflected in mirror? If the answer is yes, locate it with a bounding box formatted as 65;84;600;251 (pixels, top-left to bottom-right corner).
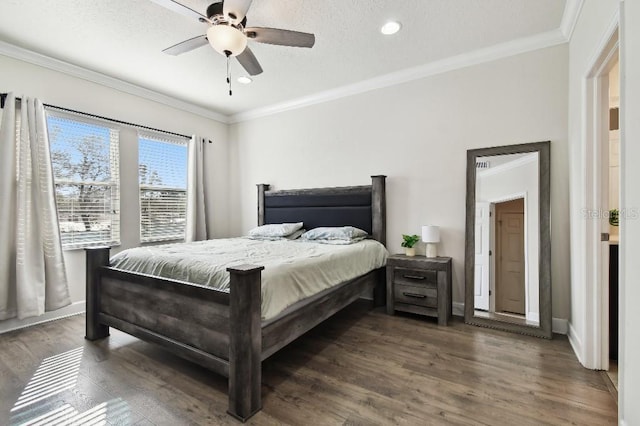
473;152;540;326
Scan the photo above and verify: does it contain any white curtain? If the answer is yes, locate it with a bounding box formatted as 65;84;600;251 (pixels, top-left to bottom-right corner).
185;135;208;242
0;93;71;320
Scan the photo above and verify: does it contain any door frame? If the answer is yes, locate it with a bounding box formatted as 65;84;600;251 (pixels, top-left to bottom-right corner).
581;20;619;370
474;202;491;311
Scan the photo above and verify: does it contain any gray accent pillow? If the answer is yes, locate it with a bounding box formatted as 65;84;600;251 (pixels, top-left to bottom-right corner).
301;226;368;241
248;222;304;238
248;229;305;241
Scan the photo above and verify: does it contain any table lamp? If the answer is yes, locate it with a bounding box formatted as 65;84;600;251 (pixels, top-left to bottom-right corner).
422;225;440;258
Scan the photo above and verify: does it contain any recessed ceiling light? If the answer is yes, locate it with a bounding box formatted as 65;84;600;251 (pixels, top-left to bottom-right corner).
380;21;401;35
237;76;253;84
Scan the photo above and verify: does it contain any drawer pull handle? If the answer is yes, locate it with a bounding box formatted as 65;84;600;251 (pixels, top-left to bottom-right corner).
403;274;425;280
402;292;427;299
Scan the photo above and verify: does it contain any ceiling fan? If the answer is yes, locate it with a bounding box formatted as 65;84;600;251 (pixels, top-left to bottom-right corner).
151;0;315;79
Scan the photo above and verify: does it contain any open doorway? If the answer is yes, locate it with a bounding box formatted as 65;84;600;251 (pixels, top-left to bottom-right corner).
605;57;620;393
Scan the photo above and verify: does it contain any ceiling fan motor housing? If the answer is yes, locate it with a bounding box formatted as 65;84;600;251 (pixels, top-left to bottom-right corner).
207;2;247;26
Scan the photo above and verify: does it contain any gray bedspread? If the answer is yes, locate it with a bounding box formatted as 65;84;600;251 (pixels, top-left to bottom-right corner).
110;238;388;320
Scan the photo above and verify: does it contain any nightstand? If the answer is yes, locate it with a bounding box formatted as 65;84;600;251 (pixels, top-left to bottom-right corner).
386;255;452;325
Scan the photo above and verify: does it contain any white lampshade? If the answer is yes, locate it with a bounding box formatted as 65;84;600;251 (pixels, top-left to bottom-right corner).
422;225;440;243
207;25;247;57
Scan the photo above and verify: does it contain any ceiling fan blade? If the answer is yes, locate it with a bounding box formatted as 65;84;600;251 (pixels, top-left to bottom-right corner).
223;0;253;23
245;27;315;48
149;0;210;23
236;46;263;76
162;35;209;56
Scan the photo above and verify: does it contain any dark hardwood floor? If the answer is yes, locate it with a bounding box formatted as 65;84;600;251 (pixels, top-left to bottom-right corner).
0;301;617;425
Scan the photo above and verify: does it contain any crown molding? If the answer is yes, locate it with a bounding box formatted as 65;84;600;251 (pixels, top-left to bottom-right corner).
229;29;567;123
560;0;585;41
0;41;229;124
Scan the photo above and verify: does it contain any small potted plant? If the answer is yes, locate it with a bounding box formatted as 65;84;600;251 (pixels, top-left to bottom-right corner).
401;234;420;257
609;209;619;227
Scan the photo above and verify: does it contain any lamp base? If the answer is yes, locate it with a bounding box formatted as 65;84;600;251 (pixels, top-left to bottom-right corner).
426;243;438;258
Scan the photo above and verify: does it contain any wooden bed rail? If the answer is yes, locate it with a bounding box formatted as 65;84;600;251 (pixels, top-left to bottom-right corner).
85;247;264;422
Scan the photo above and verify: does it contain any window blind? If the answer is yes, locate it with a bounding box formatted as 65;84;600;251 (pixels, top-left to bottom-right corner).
138;132;189;243
46;111;120;249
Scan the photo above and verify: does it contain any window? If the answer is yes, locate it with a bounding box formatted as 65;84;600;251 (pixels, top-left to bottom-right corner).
46;111;120;249
138;132;189;242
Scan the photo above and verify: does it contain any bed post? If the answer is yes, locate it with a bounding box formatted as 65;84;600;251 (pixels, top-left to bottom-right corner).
85;247;110;340
257;184;270;226
371;175;387;307
371;175;387;246
226;264;264;422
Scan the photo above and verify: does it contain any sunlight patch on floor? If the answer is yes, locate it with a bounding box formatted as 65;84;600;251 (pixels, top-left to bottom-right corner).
11;347;83;413
9;345;131;426
14;399;129;426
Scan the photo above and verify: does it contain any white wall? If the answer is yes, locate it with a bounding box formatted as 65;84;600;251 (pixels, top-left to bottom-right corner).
0;54;230;332
620;0;639;423
476;154;539;318
229;45;570;321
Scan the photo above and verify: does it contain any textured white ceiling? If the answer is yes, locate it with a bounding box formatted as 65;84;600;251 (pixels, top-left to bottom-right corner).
0;0;566;117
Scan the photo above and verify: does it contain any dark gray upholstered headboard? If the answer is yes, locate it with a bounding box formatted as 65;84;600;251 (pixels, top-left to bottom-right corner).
257;176;386;246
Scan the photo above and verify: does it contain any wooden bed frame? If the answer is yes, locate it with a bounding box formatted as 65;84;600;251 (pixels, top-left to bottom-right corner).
84;175;386;421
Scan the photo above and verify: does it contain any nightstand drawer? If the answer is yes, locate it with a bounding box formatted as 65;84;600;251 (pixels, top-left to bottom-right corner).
393;267;437;287
394;283;438;308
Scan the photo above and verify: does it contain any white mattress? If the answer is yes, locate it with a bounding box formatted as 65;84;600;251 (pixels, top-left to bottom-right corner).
109;238;388;320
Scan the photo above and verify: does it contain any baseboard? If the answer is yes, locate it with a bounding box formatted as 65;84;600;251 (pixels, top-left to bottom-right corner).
0;301;85;334
452;302;465;317
552;318;568;335
567;321;585;366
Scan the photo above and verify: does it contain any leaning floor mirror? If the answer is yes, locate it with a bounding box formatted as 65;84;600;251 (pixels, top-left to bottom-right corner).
465;141;552;338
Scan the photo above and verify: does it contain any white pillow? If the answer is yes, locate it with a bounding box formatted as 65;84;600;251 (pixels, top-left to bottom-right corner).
301;226;368;241
248;222;304;238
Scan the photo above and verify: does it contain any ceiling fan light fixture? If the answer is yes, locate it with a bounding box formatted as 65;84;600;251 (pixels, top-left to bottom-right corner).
237;76;253;84
380;21;401;35
207;24;247;56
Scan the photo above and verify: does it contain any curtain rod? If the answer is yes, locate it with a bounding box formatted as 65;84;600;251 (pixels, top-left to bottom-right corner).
0;92;204;141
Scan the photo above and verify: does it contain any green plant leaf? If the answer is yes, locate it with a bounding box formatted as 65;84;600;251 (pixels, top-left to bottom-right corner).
401;234;420;248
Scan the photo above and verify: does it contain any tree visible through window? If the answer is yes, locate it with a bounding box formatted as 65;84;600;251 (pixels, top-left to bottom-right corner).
138;133;188;242
47;112;120;249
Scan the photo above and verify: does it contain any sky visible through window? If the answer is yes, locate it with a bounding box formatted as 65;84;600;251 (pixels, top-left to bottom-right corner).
47;116;187;189
139;138;187;189
48;115;112;182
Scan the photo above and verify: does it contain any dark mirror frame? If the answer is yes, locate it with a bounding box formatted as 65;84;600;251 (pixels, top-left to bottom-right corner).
464;141;552;339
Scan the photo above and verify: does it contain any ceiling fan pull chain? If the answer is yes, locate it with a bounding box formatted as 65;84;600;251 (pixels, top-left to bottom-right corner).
226;53;233;96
